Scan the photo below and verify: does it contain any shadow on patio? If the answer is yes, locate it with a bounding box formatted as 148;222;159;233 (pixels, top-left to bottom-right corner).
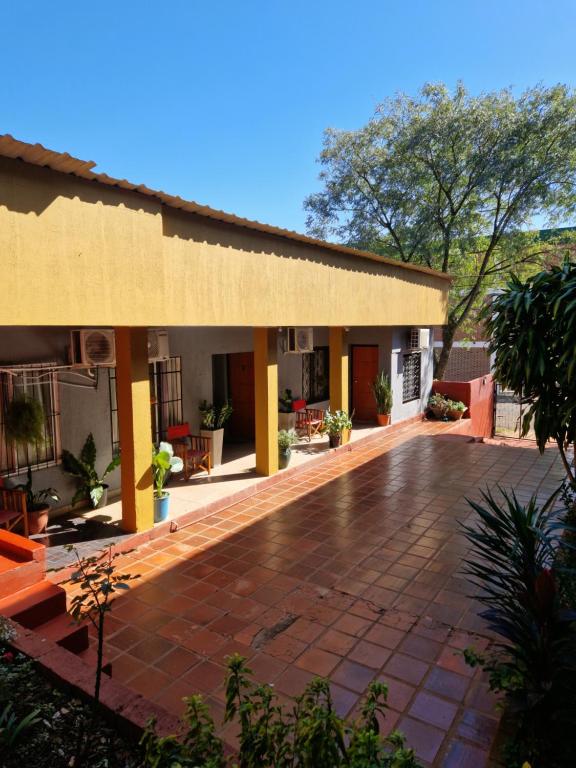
63;425;565;766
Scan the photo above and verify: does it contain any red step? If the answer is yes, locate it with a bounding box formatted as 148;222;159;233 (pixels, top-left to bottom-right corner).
77;647;113;677
0;529;45;563
35;613;89;654
0;581;67;629
0;558;45;595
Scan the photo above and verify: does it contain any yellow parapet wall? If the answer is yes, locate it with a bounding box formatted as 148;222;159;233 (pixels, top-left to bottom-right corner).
0;157;449;328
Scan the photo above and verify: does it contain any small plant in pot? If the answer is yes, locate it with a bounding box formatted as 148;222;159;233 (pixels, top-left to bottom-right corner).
278;428;298;470
371;371;393;426
61;433;120;509
13;467;60;535
152;442;184;522
4;395;59;534
427;392;450;420
199;400;233;467
322;409;353;448
447;399;467;420
278;389;297;430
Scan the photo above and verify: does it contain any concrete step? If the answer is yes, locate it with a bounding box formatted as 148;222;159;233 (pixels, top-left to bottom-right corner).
35;613;89;654
0;581;67;628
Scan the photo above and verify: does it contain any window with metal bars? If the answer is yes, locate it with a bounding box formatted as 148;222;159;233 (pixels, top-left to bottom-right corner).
302;347;329;404
0;363;61;477
108;356;183;453
402;353;421;403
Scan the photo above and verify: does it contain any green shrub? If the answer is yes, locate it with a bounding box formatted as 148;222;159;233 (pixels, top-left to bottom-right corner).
462;487;576;767
141;654;422;767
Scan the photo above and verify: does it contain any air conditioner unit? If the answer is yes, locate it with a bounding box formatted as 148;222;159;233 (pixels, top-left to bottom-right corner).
148;329;170;362
286;327;314;354
408;328;430;351
70;329;116;367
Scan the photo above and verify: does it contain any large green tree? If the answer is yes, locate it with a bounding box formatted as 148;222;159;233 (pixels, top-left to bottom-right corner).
305;83;576;378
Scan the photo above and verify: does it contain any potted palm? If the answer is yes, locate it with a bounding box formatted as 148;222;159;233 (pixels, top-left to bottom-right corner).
278;428;298;469
322;409;353;448
61;433;120;508
4;396;59;534
199;400;233;467
152;442;184;522
371;371;393;426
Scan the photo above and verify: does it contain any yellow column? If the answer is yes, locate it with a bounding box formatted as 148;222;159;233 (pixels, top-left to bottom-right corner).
115;327;154;532
329;327;350;443
254;327;278;476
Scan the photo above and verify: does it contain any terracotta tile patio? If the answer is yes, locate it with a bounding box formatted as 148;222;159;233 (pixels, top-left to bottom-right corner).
63;422;565;767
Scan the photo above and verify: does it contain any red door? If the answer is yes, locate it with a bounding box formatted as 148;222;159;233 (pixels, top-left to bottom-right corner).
352;346;379;422
227;352;255;440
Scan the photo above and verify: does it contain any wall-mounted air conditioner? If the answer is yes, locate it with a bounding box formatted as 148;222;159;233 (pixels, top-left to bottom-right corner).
407;328;430;351
148;329;170;362
70;329;116;367
286;327;314;354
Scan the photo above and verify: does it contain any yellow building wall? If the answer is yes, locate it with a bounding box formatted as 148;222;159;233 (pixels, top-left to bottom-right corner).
0;158;449;327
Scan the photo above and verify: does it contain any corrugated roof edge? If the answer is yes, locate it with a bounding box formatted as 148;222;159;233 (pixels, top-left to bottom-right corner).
0;134;451;283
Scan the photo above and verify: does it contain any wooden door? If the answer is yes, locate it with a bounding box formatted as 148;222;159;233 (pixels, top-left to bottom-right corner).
352;346;379;422
227;352;255;440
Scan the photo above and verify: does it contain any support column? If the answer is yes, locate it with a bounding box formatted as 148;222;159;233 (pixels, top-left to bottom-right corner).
329;327;350;443
254;327;278;476
115;327;154;533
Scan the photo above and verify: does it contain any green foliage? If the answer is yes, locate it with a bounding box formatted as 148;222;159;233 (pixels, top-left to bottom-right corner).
152;441;184;497
371;372;393;414
61;433;121;507
13;465;60;512
278;428;298;452
278;389;294;414
66;545;138;705
322;409;353;435
462;488;576;766
305;82;576;376
141;654;421;767
199;400;234;430
0;702;42;749
4;396;45;447
484;261;576;486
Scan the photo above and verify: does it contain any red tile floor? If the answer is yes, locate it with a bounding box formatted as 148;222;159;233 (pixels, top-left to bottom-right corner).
65;423;565;767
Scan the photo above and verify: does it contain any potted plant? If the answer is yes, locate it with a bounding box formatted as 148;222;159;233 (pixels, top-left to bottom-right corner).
152;442;184;522
428;393;450;419
278;428;298;469
61;433;120;509
199;400;233;467
371;371;393;426
447;399;467;420
13;466;60;535
4;396;59;534
278;389;297;431
322;409;353;448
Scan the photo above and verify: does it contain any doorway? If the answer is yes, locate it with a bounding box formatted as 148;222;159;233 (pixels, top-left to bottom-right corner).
352;345;379;422
227;352;255;441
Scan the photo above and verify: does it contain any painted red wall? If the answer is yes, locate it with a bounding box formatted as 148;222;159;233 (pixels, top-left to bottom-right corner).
433;374;494;437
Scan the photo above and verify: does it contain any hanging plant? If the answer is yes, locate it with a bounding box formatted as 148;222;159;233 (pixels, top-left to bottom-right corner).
4;396;45;447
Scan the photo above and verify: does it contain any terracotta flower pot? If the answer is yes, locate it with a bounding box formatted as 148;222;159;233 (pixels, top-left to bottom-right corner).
377;413;391;426
429;405;447;419
29;504;50;535
448;409;465;421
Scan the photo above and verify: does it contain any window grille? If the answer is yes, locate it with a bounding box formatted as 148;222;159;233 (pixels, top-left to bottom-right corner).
109;356;183;453
0;363;61;477
302;347;330;404
402;353;421;403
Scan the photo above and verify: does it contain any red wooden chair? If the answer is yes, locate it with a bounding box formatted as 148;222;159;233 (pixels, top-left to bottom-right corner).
295;408;325;442
166;423;212;479
0;488;29;538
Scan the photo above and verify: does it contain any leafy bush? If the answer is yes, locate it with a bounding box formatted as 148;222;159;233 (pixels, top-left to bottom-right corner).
141;654;422;767
462;487;576;767
322;409;353;435
278;429;298;452
61;433;120;507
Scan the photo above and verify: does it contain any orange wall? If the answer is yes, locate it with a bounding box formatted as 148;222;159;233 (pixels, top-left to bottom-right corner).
433;375;494;437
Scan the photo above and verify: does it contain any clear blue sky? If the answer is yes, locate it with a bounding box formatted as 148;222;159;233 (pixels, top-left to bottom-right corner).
2;0;576;234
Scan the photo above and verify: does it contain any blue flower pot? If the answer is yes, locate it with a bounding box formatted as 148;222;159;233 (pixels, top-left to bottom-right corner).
154;493;170;523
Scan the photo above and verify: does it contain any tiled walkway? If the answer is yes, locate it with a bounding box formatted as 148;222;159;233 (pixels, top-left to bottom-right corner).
67;423;564;767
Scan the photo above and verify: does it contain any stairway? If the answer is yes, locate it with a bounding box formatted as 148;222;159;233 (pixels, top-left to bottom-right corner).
0;529;110;674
